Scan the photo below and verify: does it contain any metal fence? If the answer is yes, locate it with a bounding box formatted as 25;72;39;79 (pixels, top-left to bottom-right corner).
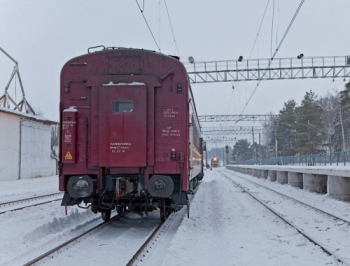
236;151;350;166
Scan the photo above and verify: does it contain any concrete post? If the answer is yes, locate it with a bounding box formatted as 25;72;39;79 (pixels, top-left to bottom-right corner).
328;175;350;201
288;172;303;189
268;170;277;182
277;171;288;184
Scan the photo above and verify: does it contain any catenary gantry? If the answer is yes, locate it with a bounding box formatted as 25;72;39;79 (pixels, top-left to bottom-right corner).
199;114;278;123
201;126;262;135
184;56;350;83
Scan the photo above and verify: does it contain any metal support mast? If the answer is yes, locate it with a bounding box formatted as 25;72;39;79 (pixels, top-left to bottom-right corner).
0;47;35;115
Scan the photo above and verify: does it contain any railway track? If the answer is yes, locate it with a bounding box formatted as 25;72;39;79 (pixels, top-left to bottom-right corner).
127;183;201;266
221;169;350;224
22;181;200;266
24;208;186;266
23;212;129;266
126;217;167;266
0;192;63;214
126;208;185;266
219;170;350;265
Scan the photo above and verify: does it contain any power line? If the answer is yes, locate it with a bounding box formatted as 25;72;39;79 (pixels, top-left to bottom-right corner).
272;0;305;59
248;0;271;60
159;0;161;51
276;0;280;47
270;0;275;57
240;0;306;116
164;0;180;56
228;0;270;115
135;0;161;52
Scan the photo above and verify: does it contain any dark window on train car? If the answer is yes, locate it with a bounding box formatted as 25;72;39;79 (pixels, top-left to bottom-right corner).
113;100;133;112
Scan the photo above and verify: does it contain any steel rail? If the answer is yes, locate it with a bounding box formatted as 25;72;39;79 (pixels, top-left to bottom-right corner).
126;220;165;266
127;181;202;266
23;213;129;266
0;193;63;215
0;192;62;206
219;170;346;265
0;199;61;215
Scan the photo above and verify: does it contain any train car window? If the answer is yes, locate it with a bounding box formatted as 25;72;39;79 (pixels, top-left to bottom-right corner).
113;100;133;112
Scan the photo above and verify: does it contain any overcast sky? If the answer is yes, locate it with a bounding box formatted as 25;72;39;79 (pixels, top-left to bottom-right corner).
1;0;349;144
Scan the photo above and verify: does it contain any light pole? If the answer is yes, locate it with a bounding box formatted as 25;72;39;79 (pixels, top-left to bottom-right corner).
274;119;278;164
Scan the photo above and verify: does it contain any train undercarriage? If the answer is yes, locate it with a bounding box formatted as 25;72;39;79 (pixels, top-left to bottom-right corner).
61;173;202;222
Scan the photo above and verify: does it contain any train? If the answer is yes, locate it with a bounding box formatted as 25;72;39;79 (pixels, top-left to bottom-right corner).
59;47;204;222
211;157;219;167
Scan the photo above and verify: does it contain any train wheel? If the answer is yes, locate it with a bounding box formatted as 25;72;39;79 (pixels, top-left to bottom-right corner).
160;200;170;222
166;207;172;217
192;178;198;190
160;202;166;222
101;210;111;222
116;206;124;214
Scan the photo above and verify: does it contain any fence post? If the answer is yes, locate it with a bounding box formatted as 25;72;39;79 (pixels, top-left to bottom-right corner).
319;154;321;166
337;152;339;166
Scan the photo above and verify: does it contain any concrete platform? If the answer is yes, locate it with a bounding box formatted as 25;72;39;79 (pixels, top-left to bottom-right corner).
226;165;350;202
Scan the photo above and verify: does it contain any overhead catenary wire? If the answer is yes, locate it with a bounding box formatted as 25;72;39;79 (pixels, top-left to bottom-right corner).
227;0;271;115
164;0;180;57
159;0;161;51
248;0;271;60
239;0;306;116
270;0;275;57
135;0;161;52
276;0;280;47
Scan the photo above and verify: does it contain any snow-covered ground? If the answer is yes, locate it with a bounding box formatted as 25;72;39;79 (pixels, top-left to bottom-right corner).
0;170;349;265
144;168;349;266
0;176;99;265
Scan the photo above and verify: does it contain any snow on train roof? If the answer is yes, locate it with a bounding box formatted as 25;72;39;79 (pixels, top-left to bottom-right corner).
102;81;146;86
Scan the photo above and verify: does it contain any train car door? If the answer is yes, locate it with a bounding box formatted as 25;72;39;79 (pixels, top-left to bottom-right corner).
96;84;147;167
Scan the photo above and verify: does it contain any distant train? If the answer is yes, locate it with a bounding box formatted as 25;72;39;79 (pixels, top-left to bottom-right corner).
211;157;219;167
58;47;204;222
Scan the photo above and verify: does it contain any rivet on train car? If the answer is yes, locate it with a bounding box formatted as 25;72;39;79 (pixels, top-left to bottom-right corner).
177;83;182;93
171;149;176;160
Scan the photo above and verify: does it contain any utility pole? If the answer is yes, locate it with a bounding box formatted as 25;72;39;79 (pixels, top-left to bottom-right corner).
274;120;278;164
252;127;255;162
339;106;346;151
259;133;261;161
222;148;224;166
308;120;310;155
205;147;208;168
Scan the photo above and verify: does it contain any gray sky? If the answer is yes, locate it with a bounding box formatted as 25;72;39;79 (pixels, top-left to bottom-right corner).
1;0;349;132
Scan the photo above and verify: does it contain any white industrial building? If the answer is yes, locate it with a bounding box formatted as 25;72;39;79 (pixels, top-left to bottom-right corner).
0;107;58;181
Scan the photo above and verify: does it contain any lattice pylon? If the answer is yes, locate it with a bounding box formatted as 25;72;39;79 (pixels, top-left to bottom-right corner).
0;47;35;115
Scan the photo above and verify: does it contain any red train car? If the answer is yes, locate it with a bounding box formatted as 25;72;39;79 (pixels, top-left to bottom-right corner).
211;157;219;167
59;47;204;221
